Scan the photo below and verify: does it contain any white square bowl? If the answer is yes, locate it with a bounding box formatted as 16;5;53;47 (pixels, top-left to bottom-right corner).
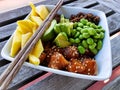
1;5;112;80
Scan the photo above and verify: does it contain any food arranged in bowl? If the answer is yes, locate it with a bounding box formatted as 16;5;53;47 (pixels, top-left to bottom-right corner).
1;3;112;80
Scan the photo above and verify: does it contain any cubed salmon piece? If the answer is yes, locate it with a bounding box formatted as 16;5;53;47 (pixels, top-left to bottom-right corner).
48;52;69;69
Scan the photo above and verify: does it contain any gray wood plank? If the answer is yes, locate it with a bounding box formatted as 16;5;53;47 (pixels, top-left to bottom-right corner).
0;41;7;60
66;0;113;14
0;0;58;26
0;63;42;89
111;35;120;67
107;13;120;35
26;74;93;90
66;0;98;8
90;4;112;14
96;0;120;14
21;33;120;90
103;76;120;90
0;23;16;40
0;0;76;26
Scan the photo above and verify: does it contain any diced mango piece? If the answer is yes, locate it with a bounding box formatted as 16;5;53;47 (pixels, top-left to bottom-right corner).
30;16;43;26
10;30;22;57
36;5;49;20
29;2;38;16
32;26;38;33
21;32;32;48
29;54;40;65
17;20;36;34
31;39;44;58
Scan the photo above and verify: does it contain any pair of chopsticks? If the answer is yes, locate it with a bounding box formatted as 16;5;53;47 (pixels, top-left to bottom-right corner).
0;0;63;89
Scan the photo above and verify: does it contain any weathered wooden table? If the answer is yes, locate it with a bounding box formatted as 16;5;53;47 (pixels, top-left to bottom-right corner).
0;0;120;90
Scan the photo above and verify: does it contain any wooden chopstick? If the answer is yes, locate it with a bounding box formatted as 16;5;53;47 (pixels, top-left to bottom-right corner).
0;0;63;89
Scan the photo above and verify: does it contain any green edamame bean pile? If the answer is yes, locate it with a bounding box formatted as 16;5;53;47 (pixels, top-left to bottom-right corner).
69;18;105;55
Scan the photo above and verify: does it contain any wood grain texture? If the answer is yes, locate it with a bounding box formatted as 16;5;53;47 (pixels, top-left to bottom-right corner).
26;74;93;90
102;76;120;90
90;4;112;14
0;0;58;26
0;41;7;61
107;13;120;35
111;35;120;67
0;23;16;40
66;0;98;8
0;0;76;27
0;64;42;89
96;0;120;14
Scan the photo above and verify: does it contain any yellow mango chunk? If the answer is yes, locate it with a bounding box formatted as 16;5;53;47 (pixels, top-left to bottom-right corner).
36;5;49;20
31;39;44;58
29;54;40;65
29;2;38;16
30;16;43;26
17;20;36;34
32;26;38;33
21;32;32;48
10;30;22;57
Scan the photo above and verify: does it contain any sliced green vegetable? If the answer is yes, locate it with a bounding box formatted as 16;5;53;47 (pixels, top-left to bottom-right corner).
54;32;71;47
78;46;85;54
42;20;57;41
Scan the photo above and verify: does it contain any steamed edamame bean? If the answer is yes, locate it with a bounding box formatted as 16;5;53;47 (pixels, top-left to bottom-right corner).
88;28;96;35
97;25;102;29
80;19;88;25
100;32;104;39
78;46;85;54
86;22;91;26
82;40;88;48
73;22;78;28
90;23;97;28
75;38;80;43
87;38;94;44
78;23;83;27
79;35;84;39
81;28;88;33
77;27;82;31
97;40;102;50
82;33;90;38
69;38;75;43
89;43;96;50
69;18;105;55
74;32;80;38
71;29;77;36
83;26;89;28
90;48;98;55
94;34;101;39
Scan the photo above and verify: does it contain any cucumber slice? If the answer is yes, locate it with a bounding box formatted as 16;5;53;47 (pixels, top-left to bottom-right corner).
42;20;57;41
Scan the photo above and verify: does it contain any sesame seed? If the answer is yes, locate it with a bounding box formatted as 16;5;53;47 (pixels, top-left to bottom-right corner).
88;69;90;71
85;64;87;67
81;66;84;69
76;66;80;69
73;53;75;56
74;62;77;65
75;70;77;72
88;73;90;75
86;61;88;63
69;66;72;68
